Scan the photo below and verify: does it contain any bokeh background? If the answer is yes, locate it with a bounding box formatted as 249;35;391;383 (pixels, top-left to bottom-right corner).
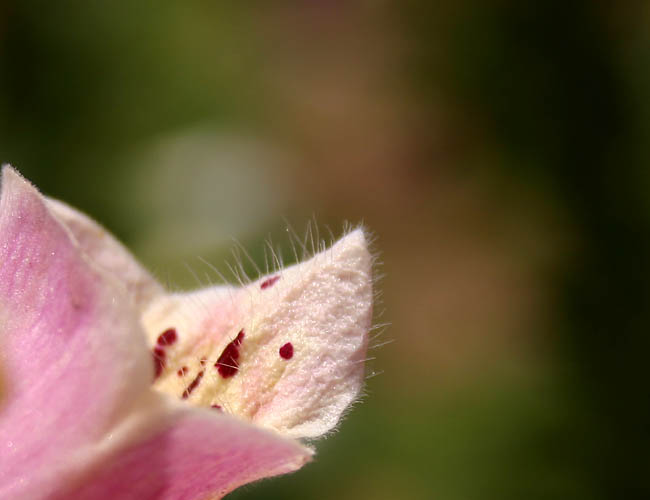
1;2;649;499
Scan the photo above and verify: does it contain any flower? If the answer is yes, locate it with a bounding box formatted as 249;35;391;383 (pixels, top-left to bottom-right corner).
0;166;373;499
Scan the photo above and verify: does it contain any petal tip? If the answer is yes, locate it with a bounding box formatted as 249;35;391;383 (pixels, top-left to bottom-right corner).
0;165;38;202
1;164;20;187
340;227;368;248
329;226;374;276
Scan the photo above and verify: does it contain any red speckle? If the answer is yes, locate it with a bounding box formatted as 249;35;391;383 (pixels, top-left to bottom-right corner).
177;366;188;377
157;328;177;346
260;275;280;290
211;404;222;411
279;342;294;360
182;370;204;399
215;330;245;378
152;347;166;378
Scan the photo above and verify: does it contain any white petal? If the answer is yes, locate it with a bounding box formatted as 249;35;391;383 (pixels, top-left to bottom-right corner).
144;229;374;439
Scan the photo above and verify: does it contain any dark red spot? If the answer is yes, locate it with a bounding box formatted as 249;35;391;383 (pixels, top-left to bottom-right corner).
260;275;280;290
215;330;245;378
152;347;166;379
182;370;204;399
157;328;177;346
199;357;207;366
211;404;222;411
177;366;188;377
279;342;294;360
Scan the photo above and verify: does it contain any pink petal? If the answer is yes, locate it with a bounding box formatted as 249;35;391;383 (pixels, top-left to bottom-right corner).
0;167;153;497
145;229;374;439
58;407;312;500
0;167;312;498
45;197;163;309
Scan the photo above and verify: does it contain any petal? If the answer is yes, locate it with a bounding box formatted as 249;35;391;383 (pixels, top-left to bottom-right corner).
144;229;373;439
0;166;152;497
45;197;164;309
58;404;312;500
0;167;312;499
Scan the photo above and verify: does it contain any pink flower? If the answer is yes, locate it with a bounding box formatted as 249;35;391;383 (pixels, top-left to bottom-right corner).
0;166;373;499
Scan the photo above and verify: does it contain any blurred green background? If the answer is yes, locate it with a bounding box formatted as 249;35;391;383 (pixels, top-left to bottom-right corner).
2;1;649;499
